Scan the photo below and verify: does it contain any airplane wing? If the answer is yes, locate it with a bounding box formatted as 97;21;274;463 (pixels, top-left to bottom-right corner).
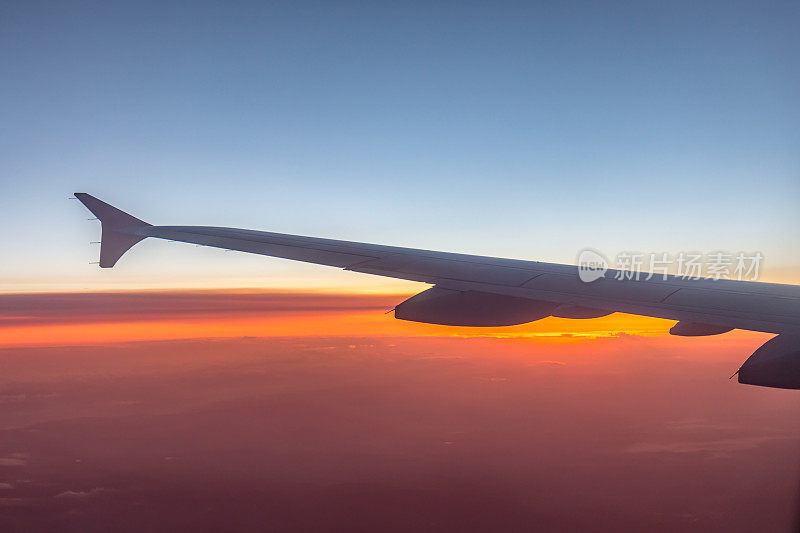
74;193;800;390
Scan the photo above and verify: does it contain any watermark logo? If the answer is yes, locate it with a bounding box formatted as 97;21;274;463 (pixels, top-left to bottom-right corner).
577;248;609;283
577;249;763;283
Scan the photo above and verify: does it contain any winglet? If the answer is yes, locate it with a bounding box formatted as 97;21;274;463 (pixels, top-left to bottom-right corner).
74;193;151;268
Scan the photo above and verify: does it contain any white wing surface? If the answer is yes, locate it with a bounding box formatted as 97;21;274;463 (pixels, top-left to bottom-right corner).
75;193;800;389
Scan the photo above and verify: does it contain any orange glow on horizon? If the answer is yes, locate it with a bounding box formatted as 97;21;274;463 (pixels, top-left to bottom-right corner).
0;289;772;349
0;311;677;347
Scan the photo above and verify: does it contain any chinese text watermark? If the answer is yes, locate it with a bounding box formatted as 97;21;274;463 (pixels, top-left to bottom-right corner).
577;249;763;283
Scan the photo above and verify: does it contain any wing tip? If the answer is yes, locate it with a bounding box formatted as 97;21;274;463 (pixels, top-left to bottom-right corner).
74;192;150;268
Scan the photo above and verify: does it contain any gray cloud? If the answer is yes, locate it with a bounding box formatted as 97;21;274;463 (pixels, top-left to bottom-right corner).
55;487;113;499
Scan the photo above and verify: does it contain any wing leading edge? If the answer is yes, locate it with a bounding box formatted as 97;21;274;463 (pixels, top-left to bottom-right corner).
74;193;800;389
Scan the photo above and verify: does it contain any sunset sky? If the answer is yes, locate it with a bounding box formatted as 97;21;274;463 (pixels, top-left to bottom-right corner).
1;1;799;292
1;2;799;531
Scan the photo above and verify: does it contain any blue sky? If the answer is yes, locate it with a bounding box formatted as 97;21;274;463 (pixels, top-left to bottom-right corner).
1;1;798;291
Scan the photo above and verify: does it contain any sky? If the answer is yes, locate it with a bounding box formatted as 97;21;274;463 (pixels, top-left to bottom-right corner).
1;0;798;291
1;3;799;531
